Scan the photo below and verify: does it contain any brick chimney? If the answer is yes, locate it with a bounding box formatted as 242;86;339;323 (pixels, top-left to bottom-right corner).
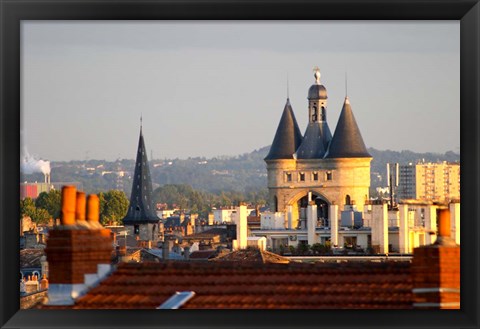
45;186;113;305
412;208;460;309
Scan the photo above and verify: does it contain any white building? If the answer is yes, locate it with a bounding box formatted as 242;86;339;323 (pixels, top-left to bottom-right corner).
249;200;460;254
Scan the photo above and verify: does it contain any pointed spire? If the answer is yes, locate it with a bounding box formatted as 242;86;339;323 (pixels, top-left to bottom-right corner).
324;98;371;158
265;99;303;160
122;127;159;225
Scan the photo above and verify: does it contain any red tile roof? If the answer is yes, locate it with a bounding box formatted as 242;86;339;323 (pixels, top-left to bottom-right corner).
44;261;413;309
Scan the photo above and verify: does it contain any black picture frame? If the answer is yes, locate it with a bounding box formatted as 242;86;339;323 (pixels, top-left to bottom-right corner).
1;0;479;328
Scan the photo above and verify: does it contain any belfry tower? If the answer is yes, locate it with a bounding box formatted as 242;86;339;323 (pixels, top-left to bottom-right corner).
122;123;160;242
265;68;372;228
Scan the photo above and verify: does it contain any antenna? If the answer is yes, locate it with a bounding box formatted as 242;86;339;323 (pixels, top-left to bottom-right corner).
287;73;290;99
345;71;348;97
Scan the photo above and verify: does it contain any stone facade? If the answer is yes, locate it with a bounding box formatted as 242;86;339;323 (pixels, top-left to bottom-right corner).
266;157;371;223
125;223;161;243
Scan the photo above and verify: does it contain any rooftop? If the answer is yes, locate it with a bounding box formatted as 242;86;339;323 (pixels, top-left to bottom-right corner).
41;260;413;309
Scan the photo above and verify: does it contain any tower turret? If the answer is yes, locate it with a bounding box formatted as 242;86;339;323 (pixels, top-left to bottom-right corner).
296;67;332;159
265;99;303;160
307;66;328;123
324;97;371;158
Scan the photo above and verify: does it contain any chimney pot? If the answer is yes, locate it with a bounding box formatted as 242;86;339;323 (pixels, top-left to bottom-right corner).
61;186;77;225
76;192;86;221
86;195;100;223
437;208;450;238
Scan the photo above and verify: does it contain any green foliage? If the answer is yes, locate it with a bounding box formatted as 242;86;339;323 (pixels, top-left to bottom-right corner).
296;243;310;256
35;190;61;219
98;190;129;226
20;197;51;224
152;184;268;217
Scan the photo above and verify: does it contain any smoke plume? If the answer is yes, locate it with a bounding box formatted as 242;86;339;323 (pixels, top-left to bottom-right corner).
20;148;51;175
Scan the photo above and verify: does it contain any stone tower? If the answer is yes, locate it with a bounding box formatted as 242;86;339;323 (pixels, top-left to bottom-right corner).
265;68;372;228
122;124;160;243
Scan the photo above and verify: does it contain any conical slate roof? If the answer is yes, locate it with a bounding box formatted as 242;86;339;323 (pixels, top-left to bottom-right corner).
296;122;332;159
265;99;303;160
324;98;371;158
122;128;160;225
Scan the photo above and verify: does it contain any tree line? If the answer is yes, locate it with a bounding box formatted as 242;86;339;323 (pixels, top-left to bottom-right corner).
20;184;269;227
20;189;129;226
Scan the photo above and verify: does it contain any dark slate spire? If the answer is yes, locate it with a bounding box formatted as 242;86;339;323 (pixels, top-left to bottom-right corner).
295;122;332;159
122;127;159;225
324;97;371;158
265;99;303;160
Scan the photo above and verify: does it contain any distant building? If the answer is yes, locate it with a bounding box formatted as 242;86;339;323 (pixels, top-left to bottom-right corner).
20;182;83;199
397;162;460;202
265;68;371;229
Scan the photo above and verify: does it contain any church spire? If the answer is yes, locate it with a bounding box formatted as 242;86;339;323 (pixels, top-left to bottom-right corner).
122;124;159;225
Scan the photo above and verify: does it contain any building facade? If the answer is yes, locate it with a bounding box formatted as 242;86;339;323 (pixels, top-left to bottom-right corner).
265;68;372;228
397;162;460;202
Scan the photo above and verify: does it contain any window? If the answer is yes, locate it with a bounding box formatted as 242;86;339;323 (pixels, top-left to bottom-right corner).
134;225;140;235
326;171;332;181
299;172;305;181
312;172;318;181
285;172;292;182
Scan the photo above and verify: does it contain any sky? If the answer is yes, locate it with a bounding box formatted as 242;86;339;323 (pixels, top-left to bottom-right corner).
21;21;460;162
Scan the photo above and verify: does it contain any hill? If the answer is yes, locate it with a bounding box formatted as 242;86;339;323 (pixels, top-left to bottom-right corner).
21;146;459;198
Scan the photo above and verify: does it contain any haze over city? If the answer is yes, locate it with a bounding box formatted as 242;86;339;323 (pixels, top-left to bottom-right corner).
21;21;459;161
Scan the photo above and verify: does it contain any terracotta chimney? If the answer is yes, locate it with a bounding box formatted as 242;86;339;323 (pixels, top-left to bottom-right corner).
45;186;113;305
40;274;49;290
412;208;460;309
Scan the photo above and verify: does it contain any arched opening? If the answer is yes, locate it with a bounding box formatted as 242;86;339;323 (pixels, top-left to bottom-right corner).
345;195;351;205
296;193;329;228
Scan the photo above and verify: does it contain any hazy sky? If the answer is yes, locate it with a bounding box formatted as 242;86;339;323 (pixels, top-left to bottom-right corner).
21;21;459;161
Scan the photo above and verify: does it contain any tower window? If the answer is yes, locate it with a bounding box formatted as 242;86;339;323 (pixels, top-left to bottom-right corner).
285;172;292;182
326;171;332;181
299;172;305;181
